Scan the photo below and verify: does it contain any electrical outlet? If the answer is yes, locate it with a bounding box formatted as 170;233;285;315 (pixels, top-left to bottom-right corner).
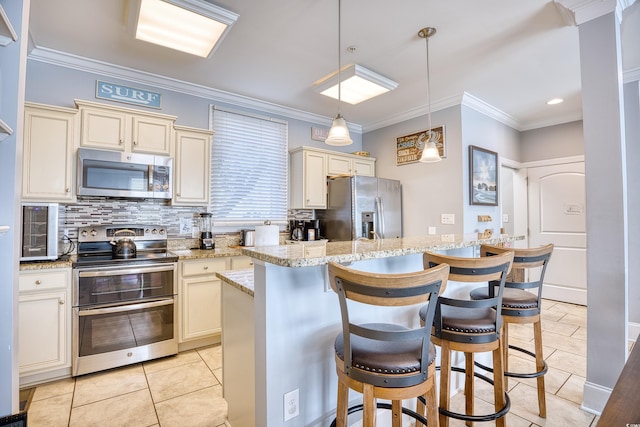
441;234;455;242
502;214;509;223
441;213;455;225
428;226;436;235
283;389;299;421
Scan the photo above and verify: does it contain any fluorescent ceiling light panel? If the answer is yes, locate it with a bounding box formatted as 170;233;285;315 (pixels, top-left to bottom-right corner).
134;0;238;58
314;64;399;105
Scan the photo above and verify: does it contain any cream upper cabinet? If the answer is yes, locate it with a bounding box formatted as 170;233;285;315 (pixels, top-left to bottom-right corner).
173;126;213;206
22;103;77;202
290;148;327;209
290;146;376;209
18;268;71;379
327;154;375;177
75;100;176;155
352;157;375;176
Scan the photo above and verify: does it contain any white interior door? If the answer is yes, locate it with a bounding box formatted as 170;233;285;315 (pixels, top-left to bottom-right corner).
528;161;587;305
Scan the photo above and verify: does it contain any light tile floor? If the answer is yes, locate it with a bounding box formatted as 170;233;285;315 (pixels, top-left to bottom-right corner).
25;299;604;426
25;345;227;427
444;299;599;427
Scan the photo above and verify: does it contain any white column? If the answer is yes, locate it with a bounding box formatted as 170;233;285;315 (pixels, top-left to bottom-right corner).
576;7;629;413
624;81;640;339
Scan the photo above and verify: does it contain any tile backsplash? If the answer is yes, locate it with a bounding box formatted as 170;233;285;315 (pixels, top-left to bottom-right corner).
59;198;205;239
57;199;315;255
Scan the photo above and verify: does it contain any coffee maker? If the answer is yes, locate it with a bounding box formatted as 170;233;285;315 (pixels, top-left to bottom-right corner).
289;220;305;241
198;212;214;249
304;219;321;241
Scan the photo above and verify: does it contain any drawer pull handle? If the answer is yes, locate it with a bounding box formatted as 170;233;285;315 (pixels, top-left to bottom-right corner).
35;280;42;285
203;266;209;270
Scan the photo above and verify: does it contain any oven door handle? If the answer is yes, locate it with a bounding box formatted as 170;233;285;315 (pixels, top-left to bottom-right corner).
78;298;173;316
77;264;175;278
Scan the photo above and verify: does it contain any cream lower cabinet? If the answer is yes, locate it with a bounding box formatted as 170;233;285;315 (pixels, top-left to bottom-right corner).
179;258;227;343
178;256;254;348
22;103;77;202
18;269;71;380
173;126;213;206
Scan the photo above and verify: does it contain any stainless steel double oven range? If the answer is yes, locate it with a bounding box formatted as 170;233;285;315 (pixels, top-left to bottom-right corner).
72;224;178;376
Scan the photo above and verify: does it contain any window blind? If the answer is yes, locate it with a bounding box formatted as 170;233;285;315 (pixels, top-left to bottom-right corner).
210;106;288;227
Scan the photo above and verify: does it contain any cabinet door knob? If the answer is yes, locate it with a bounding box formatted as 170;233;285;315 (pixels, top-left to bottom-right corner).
59;299;65;305
35;280;41;285
203;266;209;270
119;139;124;145
66;187;70;193
133;140;138;145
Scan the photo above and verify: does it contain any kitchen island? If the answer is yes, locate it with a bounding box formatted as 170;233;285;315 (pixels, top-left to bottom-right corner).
218;234;523;427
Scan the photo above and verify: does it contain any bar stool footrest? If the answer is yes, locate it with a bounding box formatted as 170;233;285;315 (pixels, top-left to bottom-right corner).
474;344;548;379
329;402;428;427
434;365;511;423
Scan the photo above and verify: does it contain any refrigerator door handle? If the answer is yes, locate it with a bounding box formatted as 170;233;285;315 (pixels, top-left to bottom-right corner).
375;196;385;239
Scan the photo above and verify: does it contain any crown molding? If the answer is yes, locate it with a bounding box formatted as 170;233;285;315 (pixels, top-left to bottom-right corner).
27;46;363;134
624;66;640;83
460;92;521;130
361;94;463;133
554;0;637;25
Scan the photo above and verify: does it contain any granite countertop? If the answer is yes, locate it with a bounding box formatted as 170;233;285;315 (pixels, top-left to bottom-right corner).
170;247;244;260
20;258;73;271
241;234;524;268
217;268;255;297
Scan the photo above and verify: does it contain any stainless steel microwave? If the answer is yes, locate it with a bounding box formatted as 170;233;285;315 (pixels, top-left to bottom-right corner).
21;203;59;261
77;148;173;199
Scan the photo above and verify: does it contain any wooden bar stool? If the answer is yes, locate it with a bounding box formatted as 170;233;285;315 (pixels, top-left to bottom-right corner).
328;261;450;427
421;250;514;427
470;244;554;418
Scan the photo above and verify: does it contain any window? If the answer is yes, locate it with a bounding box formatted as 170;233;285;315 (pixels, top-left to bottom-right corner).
209;106;288;228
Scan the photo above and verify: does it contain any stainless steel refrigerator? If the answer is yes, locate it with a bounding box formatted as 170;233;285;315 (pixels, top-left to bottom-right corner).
317;175;402;241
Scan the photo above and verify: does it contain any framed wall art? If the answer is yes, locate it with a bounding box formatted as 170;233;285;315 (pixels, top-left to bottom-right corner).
396;125;445;165
469;145;498;206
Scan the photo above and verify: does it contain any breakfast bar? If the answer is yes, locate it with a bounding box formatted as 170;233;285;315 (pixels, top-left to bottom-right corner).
218;234;523;427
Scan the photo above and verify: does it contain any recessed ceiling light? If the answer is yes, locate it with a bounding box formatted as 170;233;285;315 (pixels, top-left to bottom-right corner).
313;64;399;105
547;98;564;105
131;0;238;58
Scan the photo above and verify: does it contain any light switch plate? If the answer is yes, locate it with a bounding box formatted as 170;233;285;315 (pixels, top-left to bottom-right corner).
428;226;436;235
502;214;509;223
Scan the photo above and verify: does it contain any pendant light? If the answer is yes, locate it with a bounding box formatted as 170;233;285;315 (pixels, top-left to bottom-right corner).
418;27;441;163
325;0;353;146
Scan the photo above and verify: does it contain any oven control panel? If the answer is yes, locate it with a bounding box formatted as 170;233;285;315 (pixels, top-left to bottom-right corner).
78;225;168;242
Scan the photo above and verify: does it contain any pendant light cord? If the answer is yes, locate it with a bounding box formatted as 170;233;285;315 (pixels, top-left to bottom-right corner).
425;32;432;141
337;0;342;116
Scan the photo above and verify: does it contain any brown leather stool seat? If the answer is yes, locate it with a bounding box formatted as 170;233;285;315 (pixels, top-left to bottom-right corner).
328;261;449;427
335;323;437;375
469;243;554;418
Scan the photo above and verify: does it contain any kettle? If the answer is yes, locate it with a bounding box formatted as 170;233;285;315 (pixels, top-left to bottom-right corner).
239;229;255;247
110;229;137;259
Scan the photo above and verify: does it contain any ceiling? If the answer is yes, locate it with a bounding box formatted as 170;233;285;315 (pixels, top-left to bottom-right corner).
26;0;640;132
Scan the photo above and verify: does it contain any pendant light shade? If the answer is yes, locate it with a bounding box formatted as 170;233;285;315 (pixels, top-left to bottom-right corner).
326;114;353;146
325;0;353;146
418;27;441;163
419;138;441;163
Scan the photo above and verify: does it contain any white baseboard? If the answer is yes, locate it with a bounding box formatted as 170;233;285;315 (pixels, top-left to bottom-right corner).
582;380;612;415
628;321;640;343
542;285;587;306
